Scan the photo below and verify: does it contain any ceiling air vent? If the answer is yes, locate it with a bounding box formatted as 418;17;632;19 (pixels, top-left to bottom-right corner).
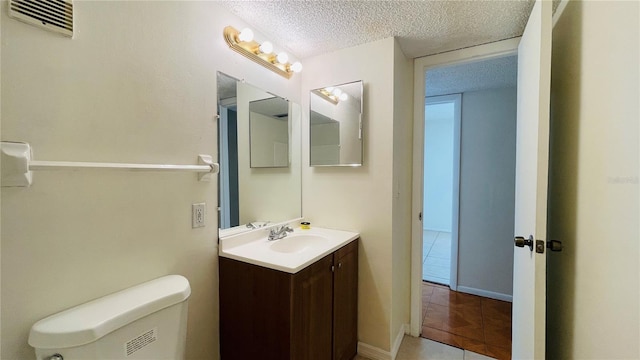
9;0;73;38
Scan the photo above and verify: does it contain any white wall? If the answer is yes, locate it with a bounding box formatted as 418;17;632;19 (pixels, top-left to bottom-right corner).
457;87;517;298
1;2;300;359
302;37;413;354
547;1;639;358
423;101;455;232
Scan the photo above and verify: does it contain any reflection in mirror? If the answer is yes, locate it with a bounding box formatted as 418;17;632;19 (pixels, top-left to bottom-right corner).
217;72;301;235
250;96;289;168
310;80;363;166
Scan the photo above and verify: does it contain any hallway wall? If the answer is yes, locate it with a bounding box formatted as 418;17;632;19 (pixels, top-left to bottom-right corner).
457;87;517;299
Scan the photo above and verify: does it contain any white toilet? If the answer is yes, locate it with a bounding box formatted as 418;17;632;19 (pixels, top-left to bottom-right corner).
28;275;191;360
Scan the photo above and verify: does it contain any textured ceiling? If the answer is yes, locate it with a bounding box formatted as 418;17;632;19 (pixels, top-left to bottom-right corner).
217;0;536;60
426;55;518;97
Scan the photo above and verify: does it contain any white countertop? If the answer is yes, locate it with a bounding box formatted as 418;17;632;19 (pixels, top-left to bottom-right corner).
219;225;359;274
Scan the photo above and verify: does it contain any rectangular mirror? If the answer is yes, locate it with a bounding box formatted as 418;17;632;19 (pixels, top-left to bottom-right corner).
310;80;363;166
249;96;289;168
217;72;301;235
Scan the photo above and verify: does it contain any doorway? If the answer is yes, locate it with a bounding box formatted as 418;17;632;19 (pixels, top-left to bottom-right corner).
422;94;461;287
412;43;519;359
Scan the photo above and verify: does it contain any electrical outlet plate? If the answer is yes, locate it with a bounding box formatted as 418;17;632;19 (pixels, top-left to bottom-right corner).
192;203;206;228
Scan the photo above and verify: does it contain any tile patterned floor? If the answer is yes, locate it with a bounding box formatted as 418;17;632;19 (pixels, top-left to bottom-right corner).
423;230;451;285
355;336;496;360
421;282;512;360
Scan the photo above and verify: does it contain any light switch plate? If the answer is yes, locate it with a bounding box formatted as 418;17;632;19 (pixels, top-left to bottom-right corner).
192;203;206;228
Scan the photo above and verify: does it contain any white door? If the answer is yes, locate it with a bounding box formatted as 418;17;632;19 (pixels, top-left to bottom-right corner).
512;0;552;358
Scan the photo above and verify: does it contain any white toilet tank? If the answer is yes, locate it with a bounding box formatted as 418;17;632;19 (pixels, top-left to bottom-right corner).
28;275;191;360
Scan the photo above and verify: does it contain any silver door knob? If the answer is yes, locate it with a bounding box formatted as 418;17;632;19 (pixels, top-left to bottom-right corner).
514;235;534;251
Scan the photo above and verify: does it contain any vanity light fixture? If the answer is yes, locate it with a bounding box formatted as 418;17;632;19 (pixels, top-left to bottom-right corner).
223;26;302;79
238;28;254;42
276;52;288;64
259;41;273;54
290;62;303;73
312;87;350;105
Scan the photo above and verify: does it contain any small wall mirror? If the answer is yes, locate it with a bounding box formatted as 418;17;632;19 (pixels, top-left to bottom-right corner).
250;96;289;168
217;72;301;235
309;80;363;166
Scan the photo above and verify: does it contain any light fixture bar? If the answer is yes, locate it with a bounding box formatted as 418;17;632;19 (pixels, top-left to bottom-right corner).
223;26;296;79
312;89;339;105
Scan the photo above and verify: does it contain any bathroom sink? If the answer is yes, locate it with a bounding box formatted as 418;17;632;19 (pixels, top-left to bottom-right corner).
219;225;359;273
270;234;329;253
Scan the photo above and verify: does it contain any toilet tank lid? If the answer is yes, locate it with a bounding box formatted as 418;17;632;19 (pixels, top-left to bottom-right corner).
28;275;191;349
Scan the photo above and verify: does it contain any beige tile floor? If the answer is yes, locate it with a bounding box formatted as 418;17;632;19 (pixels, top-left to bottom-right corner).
355;335;496;360
423;230;452;285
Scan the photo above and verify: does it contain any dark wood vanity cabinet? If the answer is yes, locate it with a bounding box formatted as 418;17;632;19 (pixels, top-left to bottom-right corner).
332;240;359;360
219;239;358;360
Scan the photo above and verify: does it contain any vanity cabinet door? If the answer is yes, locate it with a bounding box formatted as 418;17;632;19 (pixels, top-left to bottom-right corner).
219;258;292;360
333;239;359;360
291;254;334;360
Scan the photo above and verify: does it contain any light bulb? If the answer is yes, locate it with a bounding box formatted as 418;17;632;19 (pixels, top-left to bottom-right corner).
325;87;335;93
291;62;303;73
339;93;348;101
332;88;343;97
277;52;289;64
259;41;273;54
238;28;254;42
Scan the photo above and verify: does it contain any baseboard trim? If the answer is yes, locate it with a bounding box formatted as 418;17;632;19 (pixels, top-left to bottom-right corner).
457;286;512;302
423;227;450;233
391;324;409;357
358;324;409;360
357;342;392;360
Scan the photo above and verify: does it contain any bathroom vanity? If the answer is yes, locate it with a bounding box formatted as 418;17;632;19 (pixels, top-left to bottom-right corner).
219;227;359;360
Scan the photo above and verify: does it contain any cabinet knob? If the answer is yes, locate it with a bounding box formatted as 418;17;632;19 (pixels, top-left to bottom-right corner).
338;262;342;269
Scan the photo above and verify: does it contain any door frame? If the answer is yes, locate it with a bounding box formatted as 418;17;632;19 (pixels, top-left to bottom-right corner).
410;38;520;336
219;105;232;228
423;93;461;290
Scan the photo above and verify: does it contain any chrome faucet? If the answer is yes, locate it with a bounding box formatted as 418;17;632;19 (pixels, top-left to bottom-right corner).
268;224;293;241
